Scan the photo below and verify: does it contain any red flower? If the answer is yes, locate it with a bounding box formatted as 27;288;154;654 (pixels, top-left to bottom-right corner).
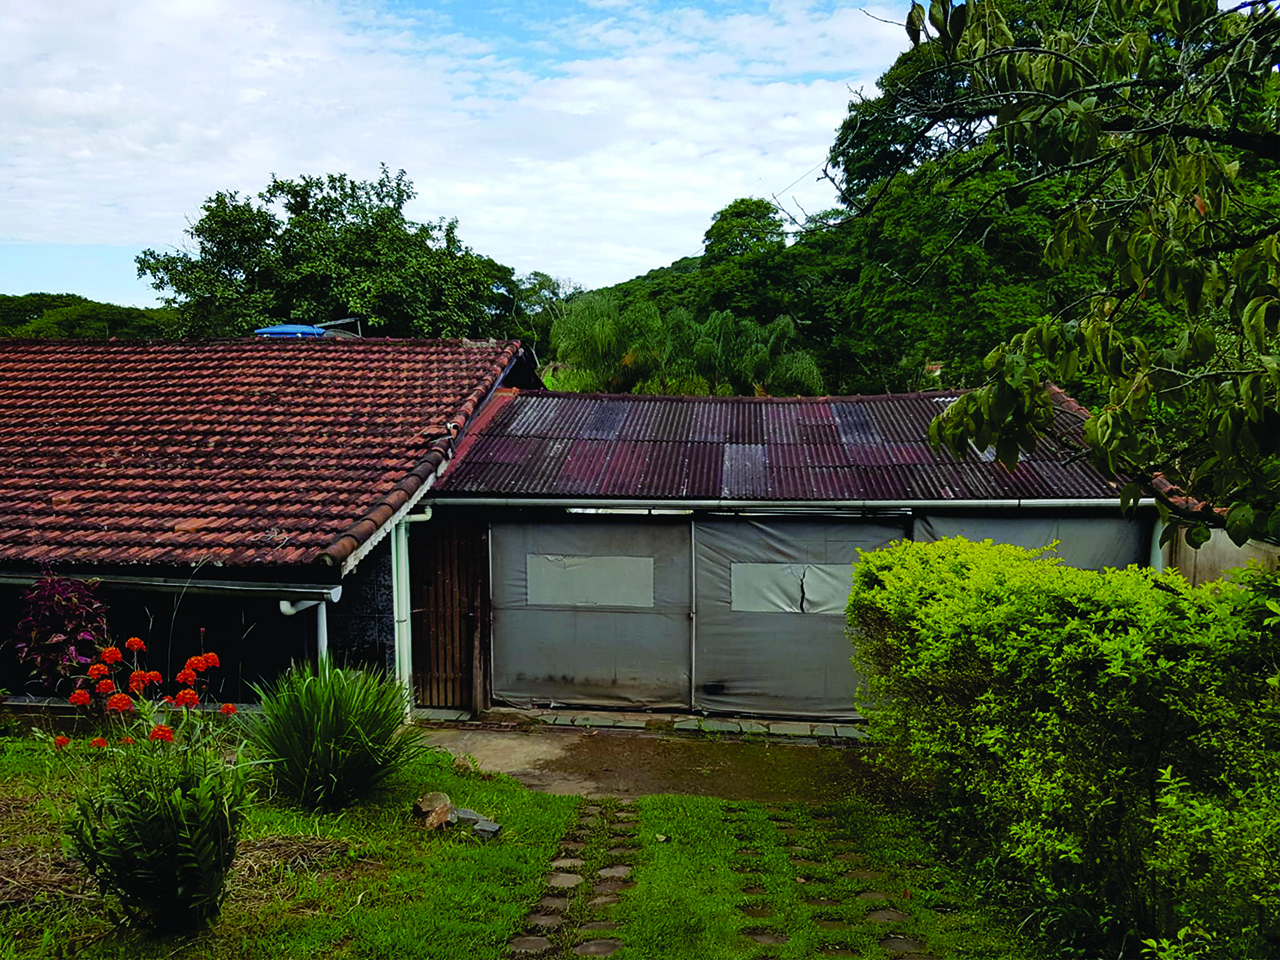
185;655;207;673
147;670;162;684
175;668;197;686
220;703;237;715
68;689;91;707
53;735;70;750
162;695;176;705
202;652;220;668
100;647;123;664
119;736;135;745
125;636;146;652
95;679;116;694
87;663;109;679
173;688;200;708
148;724;174;743
106;693;134;713
90;737;108;749
128;670;150;693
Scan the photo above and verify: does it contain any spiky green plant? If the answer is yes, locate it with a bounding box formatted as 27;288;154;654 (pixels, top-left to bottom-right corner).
242;657;422;811
66;703;251;933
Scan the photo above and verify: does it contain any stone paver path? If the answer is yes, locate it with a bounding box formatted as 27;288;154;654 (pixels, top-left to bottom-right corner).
725;804;943;959
512;798;954;959
509;802;635;957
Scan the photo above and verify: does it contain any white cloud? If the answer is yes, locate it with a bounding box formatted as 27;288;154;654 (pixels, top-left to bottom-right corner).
0;0;908;293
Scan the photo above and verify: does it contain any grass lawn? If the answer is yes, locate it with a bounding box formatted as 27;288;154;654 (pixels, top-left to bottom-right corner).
0;732;1032;959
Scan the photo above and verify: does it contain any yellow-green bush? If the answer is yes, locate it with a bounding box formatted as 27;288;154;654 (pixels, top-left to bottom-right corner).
847;538;1280;957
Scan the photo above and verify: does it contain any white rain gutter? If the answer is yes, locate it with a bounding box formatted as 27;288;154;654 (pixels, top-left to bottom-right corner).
427;497;1156;512
0;573;342;601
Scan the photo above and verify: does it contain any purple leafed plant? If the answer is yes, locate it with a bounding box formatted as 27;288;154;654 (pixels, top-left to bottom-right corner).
7;574;111;692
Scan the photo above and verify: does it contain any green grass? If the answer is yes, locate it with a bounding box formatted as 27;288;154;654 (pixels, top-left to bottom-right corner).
0;736;579;959
609;794;1031;959
1;732;1034;959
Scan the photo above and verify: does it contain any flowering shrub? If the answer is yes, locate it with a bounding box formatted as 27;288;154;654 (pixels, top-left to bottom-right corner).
6;574;111;693
64;636;234;718
65;701;251;932
58;635;248;932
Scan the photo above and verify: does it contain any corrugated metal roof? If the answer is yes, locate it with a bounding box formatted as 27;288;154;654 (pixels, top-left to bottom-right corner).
436;389;1120;503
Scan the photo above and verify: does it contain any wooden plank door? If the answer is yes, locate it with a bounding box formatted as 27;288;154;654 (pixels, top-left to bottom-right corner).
409;514;489;710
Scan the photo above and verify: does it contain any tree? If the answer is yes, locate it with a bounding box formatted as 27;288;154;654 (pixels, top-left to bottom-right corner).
701;198;786;266
870;0;1280;545
549;294;822;396
137;167;515;338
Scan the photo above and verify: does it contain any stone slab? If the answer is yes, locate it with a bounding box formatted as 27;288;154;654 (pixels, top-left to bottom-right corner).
701;719;740;733
834;725;867;739
510;936;553;953
737;720;768;734
810;724;837;737
573;940;622;956
768;722;812;737
673;719;701;731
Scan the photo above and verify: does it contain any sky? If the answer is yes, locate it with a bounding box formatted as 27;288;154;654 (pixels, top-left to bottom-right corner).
1;0;911;307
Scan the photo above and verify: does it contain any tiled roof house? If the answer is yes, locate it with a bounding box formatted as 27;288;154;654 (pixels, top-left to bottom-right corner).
0;338;538;700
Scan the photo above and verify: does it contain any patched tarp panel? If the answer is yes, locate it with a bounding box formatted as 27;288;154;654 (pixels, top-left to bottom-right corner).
915;515;1146;570
693;519;903;718
491;522;690;707
527;554;655;607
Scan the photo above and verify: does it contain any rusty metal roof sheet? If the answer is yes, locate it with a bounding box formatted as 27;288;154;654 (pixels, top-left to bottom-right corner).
437;388;1121;504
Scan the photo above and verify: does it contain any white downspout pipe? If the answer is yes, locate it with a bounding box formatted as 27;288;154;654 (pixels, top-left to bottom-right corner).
316;600;329;661
391;521;413;704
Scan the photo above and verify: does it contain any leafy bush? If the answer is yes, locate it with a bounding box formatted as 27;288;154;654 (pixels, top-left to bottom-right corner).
242;656;422;811
847;538;1280;957
64;703;250;932
7;575;111;693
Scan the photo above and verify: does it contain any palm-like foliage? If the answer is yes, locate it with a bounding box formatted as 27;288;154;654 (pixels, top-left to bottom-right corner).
242;657;422;811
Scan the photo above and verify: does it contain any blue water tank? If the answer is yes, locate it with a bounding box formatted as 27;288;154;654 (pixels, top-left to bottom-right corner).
254;324;327;338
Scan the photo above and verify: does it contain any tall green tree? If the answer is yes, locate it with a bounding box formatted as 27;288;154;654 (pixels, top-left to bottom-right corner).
550;293;822;396
901;0;1280;543
137;167;516;338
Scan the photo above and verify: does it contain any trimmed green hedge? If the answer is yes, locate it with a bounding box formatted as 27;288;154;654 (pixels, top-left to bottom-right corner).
847;538;1280;958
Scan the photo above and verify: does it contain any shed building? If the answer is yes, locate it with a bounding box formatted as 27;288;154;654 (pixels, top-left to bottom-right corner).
418;387;1156;720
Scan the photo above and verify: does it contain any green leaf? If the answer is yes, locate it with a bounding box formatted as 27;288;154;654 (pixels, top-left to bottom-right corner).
1119;481;1143;517
1242;296;1275;352
1225;503;1255;547
1185;523;1212;549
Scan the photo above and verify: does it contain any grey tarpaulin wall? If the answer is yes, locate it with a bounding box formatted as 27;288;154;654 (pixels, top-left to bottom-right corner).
491;521;691;707
488;512;1139;717
914;515;1146;570
692;519;902;718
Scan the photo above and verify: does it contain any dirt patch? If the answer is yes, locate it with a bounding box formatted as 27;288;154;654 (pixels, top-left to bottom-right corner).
0;846;90;906
235;836;351;880
427;726;891;801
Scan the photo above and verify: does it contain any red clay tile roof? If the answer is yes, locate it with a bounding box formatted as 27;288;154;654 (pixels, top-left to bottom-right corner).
0;338;525;568
436;387;1122;503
